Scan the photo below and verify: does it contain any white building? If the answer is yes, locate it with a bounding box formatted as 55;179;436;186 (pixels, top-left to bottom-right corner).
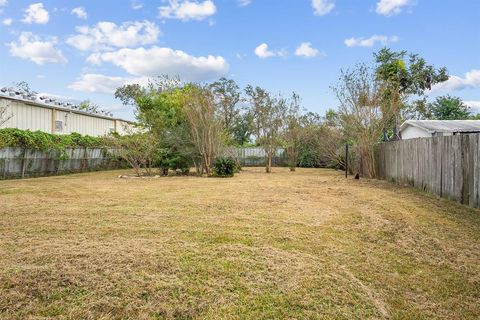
0;93;134;137
400;120;480;140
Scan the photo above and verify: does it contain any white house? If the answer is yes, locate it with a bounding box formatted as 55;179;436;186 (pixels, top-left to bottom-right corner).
0;91;135;137
400;120;480;140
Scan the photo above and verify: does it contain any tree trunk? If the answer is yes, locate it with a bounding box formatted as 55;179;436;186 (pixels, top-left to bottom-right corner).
203;153;211;175
392;113;402;141
266;152;272;173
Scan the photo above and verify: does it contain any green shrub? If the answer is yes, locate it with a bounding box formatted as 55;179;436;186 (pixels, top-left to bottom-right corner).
213;156;238;177
154;147;193;175
0;128;105;150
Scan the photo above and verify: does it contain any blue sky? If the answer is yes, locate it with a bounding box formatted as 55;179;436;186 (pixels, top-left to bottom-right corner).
0;0;479;120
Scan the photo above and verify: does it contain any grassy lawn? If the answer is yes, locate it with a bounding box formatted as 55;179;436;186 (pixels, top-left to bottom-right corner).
0;167;479;319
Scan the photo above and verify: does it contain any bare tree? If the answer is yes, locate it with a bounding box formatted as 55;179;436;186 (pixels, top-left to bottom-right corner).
0;102;13;128
182;84;223;175
245;85;287;173
13;81;37;96
284;93;302;171
333;64;388;178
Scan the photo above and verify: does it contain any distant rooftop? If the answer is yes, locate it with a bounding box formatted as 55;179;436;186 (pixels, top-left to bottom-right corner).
0;87;114;118
401;120;480;133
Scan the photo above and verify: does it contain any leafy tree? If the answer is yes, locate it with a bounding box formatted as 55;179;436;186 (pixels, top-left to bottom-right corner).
115;77;194;175
245;85;287;173
428;95;472;120
374;48;449;140
297;122;344;169
114;83;146;107
209;78;242;141
107;133;158;177
116;77;184;132
231;112;253;146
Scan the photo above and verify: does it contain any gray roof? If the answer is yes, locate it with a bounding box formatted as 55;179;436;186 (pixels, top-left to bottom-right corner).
400;120;480;134
0;94;133;123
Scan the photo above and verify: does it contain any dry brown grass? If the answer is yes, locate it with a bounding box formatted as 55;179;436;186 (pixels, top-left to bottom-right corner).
0;167;479;319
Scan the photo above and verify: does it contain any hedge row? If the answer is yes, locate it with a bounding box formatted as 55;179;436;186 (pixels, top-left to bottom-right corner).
0;128;107;151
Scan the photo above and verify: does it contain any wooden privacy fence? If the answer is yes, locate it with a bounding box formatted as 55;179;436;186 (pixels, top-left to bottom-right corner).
0;147;125;179
375;133;480;208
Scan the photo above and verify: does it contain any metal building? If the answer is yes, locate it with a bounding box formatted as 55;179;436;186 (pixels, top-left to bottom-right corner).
0;91;134;137
400;120;480;140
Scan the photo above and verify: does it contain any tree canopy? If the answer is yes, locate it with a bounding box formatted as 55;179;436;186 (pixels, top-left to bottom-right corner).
374;48;449;140
427;95;472;120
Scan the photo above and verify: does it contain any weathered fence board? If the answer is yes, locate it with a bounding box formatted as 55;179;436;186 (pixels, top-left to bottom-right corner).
375;134;480;208
0;147;124;179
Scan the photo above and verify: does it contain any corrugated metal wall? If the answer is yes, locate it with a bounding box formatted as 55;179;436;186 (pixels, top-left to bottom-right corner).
1;97;134;136
0;98;52;132
56;110;115;136
115;120;133;135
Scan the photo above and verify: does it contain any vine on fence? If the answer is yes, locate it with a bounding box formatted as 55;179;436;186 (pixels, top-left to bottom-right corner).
0;128;107;151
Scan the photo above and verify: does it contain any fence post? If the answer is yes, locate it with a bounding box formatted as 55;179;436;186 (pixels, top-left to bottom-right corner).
21;148;27;178
345;144;349;178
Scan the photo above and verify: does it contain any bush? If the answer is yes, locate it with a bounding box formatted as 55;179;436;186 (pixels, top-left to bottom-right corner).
213;156;238;177
154;147;193;175
0;128;105;150
298;149;321;168
106;133;158;177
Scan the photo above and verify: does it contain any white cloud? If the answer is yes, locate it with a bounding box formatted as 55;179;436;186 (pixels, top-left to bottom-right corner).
131;1;143;10
69;74;149;94
71;7;87;20
254;43;274;58
312;0;335;16
344;35;399;47
86;52;102;65
2;18;12;26
159;0;216;21
376;0;412;16
431;70;480;92
87;46;229;81
66;20;160;51
254;43;287;59
22;3;49;24
238;0;251;7
295;42;320;58
464;101;480;112
7;32;67;65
